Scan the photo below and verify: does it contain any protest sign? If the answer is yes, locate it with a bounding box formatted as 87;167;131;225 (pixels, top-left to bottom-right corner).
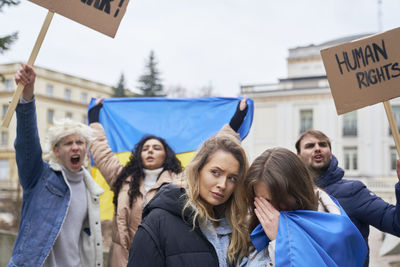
2;0;129;127
1;11;54;128
320;27;400;115
321;27;400;156
29;0;129;38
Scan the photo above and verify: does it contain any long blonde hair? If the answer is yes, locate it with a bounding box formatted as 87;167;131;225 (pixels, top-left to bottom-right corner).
180;133;249;264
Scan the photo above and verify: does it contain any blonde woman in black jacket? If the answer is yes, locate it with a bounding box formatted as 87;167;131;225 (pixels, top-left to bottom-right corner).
128;100;249;267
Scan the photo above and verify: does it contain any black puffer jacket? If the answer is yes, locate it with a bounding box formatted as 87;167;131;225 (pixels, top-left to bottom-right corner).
127;184;232;267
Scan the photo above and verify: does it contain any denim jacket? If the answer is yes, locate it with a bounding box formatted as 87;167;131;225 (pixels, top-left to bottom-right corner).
8;100;104;267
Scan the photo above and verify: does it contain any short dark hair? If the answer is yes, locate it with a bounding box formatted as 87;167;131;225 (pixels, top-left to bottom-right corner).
295;130;331;154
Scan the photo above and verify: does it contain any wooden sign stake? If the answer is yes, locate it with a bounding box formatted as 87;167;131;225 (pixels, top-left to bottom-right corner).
383;101;400;157
1;10;54;128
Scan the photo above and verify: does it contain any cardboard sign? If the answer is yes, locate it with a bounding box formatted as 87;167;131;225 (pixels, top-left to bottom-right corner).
28;0;129;38
320;27;400;115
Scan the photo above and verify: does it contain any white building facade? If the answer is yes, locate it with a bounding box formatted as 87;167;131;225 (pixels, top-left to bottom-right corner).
242;33;399;185
240;34;400;265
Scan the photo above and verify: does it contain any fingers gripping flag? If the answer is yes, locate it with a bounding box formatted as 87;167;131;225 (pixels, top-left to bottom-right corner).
88;97;254;220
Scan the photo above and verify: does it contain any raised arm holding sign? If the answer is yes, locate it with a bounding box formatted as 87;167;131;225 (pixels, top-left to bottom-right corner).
1;0;129;127
317;28;400;266
1;10;53;127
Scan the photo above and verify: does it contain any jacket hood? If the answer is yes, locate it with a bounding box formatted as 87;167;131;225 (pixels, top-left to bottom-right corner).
314;155;345;188
143;184;193;221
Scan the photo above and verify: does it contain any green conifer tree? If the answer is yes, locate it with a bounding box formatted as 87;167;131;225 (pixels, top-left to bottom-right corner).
137;51;164;96
113;73;127;97
0;0;19;54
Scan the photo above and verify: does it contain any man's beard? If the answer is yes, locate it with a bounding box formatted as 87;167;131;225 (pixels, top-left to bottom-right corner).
310;161;330;176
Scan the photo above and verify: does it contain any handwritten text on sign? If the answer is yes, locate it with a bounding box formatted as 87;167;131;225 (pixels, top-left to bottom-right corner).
28;0;130;37
321;27;400;115
336;40;400;89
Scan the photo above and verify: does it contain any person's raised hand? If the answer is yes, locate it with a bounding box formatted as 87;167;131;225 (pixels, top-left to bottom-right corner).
15;64;36;101
239;96;247;111
254;197;280;241
95;97;104;106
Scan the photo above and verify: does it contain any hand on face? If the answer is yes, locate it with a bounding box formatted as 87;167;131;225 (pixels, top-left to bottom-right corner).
254;197;280;241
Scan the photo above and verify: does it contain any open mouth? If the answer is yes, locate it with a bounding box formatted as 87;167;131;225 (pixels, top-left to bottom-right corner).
71;155;80;165
313;154;323;162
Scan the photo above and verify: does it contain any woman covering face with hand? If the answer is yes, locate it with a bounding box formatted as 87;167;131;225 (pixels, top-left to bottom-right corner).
243;148;367;267
127;127;249;267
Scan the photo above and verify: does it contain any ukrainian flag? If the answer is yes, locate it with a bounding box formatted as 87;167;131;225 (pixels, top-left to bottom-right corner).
88;97;254;220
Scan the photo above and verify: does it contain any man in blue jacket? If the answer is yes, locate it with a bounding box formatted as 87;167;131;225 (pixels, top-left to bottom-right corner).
296;129;400;266
8;64;104;267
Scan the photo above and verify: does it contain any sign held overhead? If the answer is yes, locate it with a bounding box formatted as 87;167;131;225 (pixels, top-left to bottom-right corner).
320;27;400;115
28;0;130;38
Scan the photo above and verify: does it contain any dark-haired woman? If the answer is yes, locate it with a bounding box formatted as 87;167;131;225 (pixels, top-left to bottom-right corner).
88;97;248;267
128;125;249;267
88;99;182;267
243;147;367;267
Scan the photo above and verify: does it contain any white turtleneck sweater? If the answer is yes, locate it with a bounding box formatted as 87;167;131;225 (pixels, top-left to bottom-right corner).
143;167;163;192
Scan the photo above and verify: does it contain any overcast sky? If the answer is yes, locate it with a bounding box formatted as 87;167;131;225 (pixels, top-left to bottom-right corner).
1;0;399;96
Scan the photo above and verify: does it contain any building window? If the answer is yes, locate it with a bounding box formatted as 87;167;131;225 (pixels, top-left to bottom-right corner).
81;92;88;104
0;159;9;180
343;111;357;136
344;147;358;171
389;105;400;136
300;109;313;134
47;109;54;124
82;115;88;125
46;84;54;97
391;147;398;171
65;88;71;101
2;105;8;119
65;112;73;119
0;131;8;146
5;79;13;92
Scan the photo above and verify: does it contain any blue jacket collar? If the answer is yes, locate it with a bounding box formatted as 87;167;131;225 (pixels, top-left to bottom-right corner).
314;155;344;188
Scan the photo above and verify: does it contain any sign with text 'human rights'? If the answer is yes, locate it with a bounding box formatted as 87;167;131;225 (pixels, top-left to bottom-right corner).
320;27;400;115
28;0;129;37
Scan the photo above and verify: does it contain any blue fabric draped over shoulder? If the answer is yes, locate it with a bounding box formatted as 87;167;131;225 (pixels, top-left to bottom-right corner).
275;203;367;267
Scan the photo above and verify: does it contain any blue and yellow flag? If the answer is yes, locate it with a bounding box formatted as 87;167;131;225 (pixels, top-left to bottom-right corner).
250;201;367;266
88;97;254;220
